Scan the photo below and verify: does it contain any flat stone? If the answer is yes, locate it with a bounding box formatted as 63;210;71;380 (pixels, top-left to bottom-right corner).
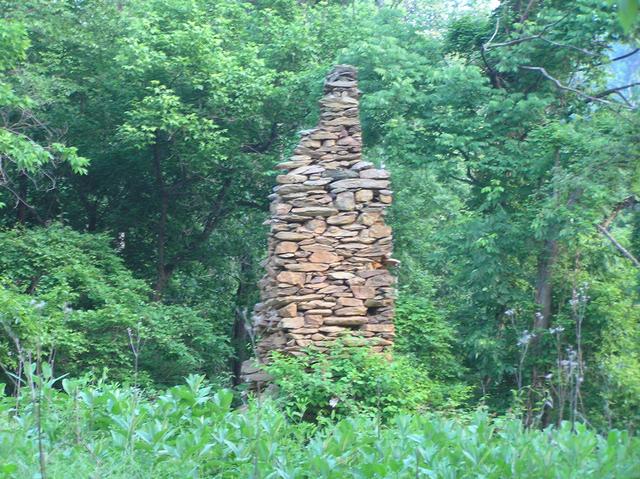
271;203;293;215
309;250;341;263
278;303;297;317
327;213;357;225
276;271;306;287
319;326;347;333
304;178;333;186
290;164;325;175
291;207;339;217
365;274;394;287
337;136;359;146
285;263;330;272
276;159;312;170
276;184;318;195
318;285;347;294
359;169;390;179
323;316;368;326
351;285;376;299
335;191;356;211
328;272;355;280
275;241;299;254
337;297;364;307
305;218;327;234
355;190;374;202
305;309;333;315
274;231;313;241
369;224;392;238
324;227;358;238
364;299;387;307
323;117;359;126
310;130;338;140
330;179;389;190
281;317;305;329
335;306;367;316
277;174;307;184
325;169;359;180
358;212;381;226
351;161;373;171
362;323;395;333
325;80;357;88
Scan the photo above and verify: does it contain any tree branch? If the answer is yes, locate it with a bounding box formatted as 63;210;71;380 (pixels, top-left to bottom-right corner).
520;66;629;108
601;195;638;230
594;82;640;99
610;47;640;63
596;224;640;268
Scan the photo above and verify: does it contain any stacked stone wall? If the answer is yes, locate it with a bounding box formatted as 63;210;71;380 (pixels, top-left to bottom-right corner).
243;65;396;381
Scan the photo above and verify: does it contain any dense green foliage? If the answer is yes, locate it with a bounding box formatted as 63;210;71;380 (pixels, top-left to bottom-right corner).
0;226;232;386
1;375;639;478
263;343;470;423
0;0;639;475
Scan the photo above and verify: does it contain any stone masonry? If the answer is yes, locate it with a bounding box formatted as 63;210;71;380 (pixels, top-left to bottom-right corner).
242;65;396;383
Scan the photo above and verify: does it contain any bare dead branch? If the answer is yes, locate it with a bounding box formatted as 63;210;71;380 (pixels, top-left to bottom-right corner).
601;195;638;230
595;82;640;99
520;66;630;108
610;47;640;63
596;224;640;268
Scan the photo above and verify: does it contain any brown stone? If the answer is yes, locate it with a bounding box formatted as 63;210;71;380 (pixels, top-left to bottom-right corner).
359;169;390;179
364;274;394;287
327;213;357;225
323;316;368;326
369;224;392;239
281;317;304;329
351;285;376;299
309;251;341;263
275;241;299;254
276;271;306;287
305;218;327;234
275;231;313;241
319;326;347;333
285;263;330;272
337;297;364;307
335;191;356;211
329;272;355;280
277;174;307;184
291;206;339;217
330;179;389;190
278;303;297;317
355;190;374;202
335;306;367;316
361;323;395;333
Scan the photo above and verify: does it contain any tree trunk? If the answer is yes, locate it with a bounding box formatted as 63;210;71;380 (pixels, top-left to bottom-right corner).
534;239;557;329
231;255;252;385
152;132;170;300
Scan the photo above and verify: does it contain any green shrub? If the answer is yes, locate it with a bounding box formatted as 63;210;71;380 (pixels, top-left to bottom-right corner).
262;342;470;423
395;295;465;379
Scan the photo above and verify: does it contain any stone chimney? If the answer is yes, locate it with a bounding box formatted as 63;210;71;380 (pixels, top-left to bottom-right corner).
242;65;396;384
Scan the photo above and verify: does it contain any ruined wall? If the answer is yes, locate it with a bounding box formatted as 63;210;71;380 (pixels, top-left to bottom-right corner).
243;65;396;381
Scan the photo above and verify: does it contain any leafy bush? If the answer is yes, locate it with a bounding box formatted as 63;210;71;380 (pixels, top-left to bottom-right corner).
262;342;470;423
395;295;465;379
0;225;232;387
0;372;638;478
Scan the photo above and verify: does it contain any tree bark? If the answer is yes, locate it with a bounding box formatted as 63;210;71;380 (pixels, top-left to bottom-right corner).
231;255;252;385
534;239;557;329
152;132;170;300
